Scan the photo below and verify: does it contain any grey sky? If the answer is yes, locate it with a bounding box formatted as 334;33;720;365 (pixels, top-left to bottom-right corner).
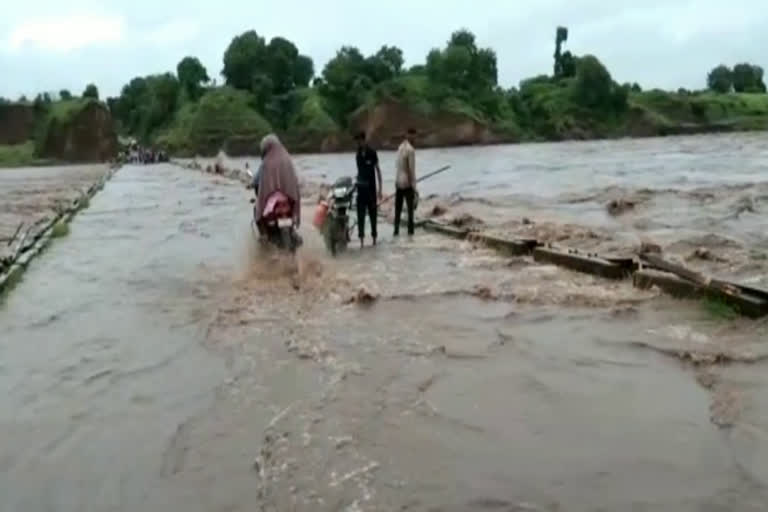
1;0;766;99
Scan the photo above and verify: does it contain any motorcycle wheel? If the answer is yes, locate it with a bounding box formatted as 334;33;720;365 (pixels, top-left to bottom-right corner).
336;228;348;253
323;223;336;255
280;227;294;253
333;219;348;256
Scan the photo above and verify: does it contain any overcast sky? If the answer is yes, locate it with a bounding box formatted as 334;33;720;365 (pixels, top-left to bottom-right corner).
1;0;766;99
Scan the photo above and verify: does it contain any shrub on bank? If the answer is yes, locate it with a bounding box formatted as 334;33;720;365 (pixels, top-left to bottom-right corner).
158;87;272;156
631;90;768;125
290;89;339;134
0;141;36;167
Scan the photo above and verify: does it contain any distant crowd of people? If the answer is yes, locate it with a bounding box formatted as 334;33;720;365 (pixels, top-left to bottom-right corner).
119;143;169;164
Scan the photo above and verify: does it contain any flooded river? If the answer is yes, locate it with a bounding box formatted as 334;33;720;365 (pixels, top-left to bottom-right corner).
3;133;768;511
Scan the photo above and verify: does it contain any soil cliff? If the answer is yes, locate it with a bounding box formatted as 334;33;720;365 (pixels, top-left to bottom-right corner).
0;104;37;145
349;99;506;150
40;102;118;162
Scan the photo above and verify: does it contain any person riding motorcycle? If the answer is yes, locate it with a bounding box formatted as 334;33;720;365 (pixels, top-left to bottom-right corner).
252;134;301;236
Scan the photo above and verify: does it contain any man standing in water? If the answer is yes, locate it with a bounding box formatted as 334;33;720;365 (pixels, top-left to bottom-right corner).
394;128;417;237
355;131;382;247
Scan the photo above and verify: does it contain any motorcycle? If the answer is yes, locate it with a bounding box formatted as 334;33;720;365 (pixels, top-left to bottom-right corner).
319;176;355;255
247;170;302;253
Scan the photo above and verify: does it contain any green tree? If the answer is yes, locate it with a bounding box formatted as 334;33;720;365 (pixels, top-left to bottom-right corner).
113;74;180;140
222;30;270;91
707;65;733;93
141;73;180;136
222;31;314;112
319;46;371;123
177;56;210;101
59;89;73;100
611;83;630;112
294;55;315;88
267;37;315;94
732;63;766;93
83;83;99;100
33;93;49;112
106;97;119;116
114;77;148;131
426;45;471;93
559;51;577;78
265;37;314;94
267;37;301;94
554;26;569;77
33;92;52;105
424;29;499;116
426;29;497;95
753;66;767;93
573;55;613;109
365;45;404;83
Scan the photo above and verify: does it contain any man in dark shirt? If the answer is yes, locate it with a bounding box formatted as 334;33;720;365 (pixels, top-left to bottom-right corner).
354;131;383;247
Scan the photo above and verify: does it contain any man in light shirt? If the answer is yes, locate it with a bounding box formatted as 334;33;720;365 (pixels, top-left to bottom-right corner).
394;128;417;237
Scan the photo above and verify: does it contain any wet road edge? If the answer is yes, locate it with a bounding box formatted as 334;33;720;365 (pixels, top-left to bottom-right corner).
0;163;122;299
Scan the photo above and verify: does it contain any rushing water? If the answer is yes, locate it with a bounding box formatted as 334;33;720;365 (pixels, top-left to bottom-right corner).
224;132;768;237
2;133;768;511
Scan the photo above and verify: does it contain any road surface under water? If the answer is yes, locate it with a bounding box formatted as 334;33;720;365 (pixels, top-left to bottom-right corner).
2;134;768;511
0;165;247;510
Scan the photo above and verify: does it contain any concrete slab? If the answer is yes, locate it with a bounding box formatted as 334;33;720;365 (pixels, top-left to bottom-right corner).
533;246;627;280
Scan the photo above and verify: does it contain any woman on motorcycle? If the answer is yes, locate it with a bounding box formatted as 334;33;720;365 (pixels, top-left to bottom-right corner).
253;133;301;230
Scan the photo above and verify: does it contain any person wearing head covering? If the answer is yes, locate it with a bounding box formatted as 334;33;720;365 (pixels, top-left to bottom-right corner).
254;134;301;230
354;131;382;247
394;128;417;236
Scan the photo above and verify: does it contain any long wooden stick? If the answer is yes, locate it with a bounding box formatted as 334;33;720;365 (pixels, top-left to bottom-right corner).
378;165;452;206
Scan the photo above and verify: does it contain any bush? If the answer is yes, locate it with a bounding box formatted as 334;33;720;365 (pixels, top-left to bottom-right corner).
573;55;613;109
289;89;339;133
0;141;36;167
51;222;70;238
158;87;271;155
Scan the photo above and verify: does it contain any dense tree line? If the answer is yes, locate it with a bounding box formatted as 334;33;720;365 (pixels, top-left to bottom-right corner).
8;26;764;146
100;26;648;144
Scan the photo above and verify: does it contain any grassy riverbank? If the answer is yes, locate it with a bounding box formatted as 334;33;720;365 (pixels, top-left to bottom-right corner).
0;141;36;167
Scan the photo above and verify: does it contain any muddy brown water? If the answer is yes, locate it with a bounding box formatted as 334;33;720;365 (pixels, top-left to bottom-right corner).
2;134;768;511
209;132;768;284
